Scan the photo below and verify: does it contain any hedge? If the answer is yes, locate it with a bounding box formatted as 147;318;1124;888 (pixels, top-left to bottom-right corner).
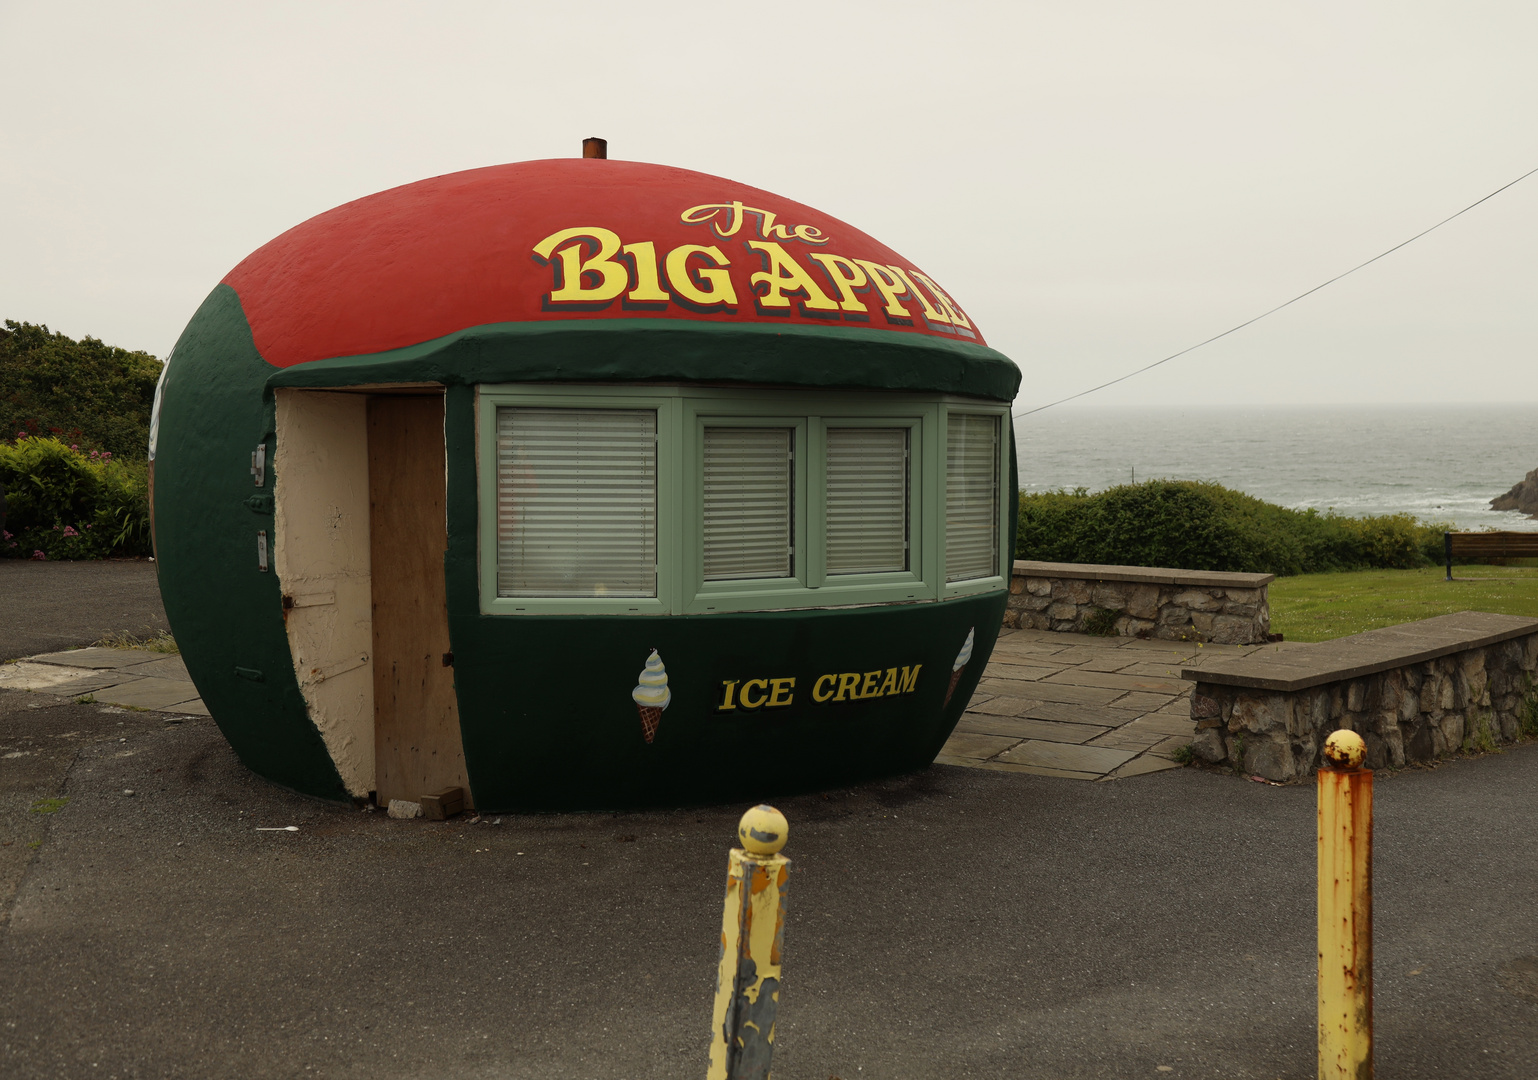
0;436;151;559
1016;480;1446;576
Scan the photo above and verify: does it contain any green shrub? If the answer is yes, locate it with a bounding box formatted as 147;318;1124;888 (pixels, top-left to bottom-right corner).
0;436;150;559
1;320;161;460
1016;479;1443;576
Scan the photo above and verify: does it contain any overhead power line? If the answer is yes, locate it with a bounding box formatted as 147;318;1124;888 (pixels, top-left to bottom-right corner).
1013;163;1538;418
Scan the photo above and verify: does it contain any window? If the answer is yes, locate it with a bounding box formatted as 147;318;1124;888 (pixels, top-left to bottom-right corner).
825;427;908;575
495;406;657;597
478;386;1007;614
702;426;794;580
945;413;1000;582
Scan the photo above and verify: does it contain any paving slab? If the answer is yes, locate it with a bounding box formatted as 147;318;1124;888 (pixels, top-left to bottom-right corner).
964;694;1054;718
956;714;1109;744
981;660;1064;681
974;678;1126;707
124;655;191;681
26;646;165;670
1109;690;1185;713
92;678;203;711
1088;728;1168;751
1106;754;1185;779
938;731;1019;761
1123;713;1200;738
1042;669;1187;693
973;759;1101;781
1019;701;1146;728
996;740;1138;774
0;663;137;696
1116;659;1197;679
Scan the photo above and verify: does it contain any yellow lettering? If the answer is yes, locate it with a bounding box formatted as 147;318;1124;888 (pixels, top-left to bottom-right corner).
898;665;922;694
680;201;754;238
747;241;840;311
718;680;739;712
679;202;827;244
877;667;898;697
909;271;973;330
886;265;950;325
664;244;738;307
532;227;628;303
859;670;882;698
807;253;871;313
768;677;796;708
812;673;837;702
740;678;769;710
833;672;862;702
622;241;669;302
854;260;914;319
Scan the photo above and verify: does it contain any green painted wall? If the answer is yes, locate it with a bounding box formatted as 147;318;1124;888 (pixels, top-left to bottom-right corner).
153;285;349;801
155;294;1020;808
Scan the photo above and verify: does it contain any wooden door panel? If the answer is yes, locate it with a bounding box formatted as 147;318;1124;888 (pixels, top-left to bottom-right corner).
368;394;470;807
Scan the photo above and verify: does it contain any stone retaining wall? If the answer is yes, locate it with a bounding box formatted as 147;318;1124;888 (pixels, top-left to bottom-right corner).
1004;560;1273;645
1187;615;1538;781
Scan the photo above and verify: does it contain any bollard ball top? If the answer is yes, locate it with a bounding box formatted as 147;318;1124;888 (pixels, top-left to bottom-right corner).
1322;729;1367;769
738;804;788;855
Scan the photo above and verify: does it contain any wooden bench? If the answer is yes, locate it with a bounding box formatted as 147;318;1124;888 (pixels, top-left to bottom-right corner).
1444;531;1538;579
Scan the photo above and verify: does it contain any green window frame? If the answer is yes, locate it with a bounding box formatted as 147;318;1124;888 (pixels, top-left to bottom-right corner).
476;386;1008;616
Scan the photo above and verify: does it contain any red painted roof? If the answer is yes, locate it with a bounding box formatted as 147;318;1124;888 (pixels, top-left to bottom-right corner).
223;159;984;368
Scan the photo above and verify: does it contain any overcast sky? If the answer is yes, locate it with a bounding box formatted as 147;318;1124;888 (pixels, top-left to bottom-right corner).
4;1;1535;411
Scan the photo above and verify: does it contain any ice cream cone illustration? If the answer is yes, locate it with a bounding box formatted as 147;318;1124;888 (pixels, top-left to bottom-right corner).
632;649;671;743
944;627;975;707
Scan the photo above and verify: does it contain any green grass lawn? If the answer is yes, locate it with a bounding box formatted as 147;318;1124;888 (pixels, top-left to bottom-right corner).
1269;565;1538;642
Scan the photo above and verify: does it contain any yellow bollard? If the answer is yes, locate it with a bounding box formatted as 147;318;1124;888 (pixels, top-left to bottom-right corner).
1318;729;1373;1080
707;805;790;1080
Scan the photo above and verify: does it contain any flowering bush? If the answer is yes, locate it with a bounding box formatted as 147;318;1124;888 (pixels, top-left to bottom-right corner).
0;436;150;559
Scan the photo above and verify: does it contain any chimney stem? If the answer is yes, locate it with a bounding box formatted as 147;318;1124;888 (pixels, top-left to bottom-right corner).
582;137;608;160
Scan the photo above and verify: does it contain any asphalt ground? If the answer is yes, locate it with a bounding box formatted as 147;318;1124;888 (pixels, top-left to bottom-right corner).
2;683;1535;1079
0;559;167;659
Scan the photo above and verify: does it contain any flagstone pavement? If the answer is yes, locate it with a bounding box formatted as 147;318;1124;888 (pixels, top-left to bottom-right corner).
940;626;1297;781
2;629;1298;782
0;647;206;717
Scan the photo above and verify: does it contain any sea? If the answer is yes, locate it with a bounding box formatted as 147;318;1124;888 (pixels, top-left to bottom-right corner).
1011;405;1538;532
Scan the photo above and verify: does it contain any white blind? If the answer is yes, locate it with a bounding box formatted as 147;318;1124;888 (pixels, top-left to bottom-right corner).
703;426;793;580
946;413;999;582
496;407;657;597
826;427;908;575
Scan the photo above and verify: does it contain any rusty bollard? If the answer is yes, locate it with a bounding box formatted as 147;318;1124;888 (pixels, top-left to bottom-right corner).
707;805;790;1080
1318;729;1373;1080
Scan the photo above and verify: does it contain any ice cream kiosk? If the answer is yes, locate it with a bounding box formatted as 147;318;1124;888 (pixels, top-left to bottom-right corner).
150;142;1021;811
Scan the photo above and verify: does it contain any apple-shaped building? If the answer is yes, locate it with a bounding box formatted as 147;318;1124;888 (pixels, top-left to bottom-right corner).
150;148;1020;810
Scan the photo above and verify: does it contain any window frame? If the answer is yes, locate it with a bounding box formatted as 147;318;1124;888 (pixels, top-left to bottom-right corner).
477;385;680;616
475;385;1007;616
680;395;933;614
939;405;1012;599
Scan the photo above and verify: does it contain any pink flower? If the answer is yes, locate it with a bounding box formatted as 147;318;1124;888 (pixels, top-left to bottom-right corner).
62;526;78;537
69;444;78;451
1;530;10;540
31;550;46;560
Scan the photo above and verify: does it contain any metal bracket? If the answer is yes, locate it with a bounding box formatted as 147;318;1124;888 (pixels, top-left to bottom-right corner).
251;444;267;488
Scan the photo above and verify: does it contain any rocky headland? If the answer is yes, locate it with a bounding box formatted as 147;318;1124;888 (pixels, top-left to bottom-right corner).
1491;467;1538;518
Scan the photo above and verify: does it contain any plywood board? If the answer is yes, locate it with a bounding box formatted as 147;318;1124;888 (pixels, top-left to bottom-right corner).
368;394;471;808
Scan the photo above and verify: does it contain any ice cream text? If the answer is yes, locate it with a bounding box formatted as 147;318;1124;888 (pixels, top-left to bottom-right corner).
717;665;922;711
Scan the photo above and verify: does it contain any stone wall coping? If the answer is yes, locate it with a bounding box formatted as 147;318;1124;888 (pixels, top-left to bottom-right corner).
1184;611;1538;692
1012;560;1275;590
